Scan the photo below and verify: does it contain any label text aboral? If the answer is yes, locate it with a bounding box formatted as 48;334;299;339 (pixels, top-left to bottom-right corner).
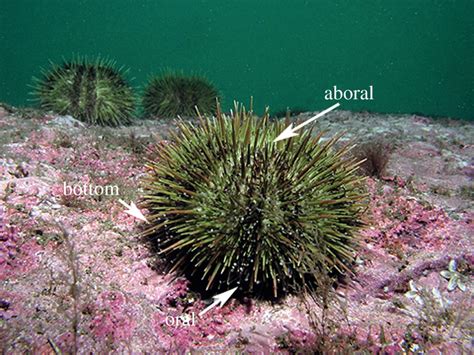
324;85;374;101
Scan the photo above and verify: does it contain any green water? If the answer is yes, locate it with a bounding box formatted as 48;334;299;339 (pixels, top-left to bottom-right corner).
1;0;473;119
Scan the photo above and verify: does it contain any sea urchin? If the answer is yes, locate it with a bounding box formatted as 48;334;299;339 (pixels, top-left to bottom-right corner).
142;72;219;118
34;58;135;126
143;102;366;298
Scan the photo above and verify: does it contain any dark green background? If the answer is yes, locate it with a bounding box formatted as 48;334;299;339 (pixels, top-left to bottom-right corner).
1;0;473;119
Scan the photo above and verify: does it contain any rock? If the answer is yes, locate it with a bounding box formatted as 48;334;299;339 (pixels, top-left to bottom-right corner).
48;115;85;128
0;299;10;310
36;163;61;182
0;177;51;198
0;107;9;119
462;165;474;179
30;206;41;218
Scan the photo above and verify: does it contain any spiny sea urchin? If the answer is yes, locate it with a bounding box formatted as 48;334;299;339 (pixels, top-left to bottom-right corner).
143;102;366;298
34;57;135;126
142;72;219;118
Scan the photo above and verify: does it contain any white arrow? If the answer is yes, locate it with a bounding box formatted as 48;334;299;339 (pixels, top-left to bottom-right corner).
274;102;341;142
118;199;149;223
198;287;238;317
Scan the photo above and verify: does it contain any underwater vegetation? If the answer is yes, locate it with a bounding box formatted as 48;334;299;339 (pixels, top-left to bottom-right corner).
142;72;220;118
270;107;309;120
352;138;393;178
33;58;135;126
143;102;366;298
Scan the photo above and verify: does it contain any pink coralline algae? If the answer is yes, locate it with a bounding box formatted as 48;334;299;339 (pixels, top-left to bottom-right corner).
362;178;453;254
151;300;247;351
89;291;136;342
0;208;39;281
0;210;19;280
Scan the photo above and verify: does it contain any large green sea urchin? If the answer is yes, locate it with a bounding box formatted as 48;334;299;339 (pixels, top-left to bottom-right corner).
142;72;219;118
143;103;366;298
34;58;135;126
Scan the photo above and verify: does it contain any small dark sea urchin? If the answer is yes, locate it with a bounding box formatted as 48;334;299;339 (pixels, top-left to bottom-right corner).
142;72;219;118
34;58;135;126
143;103;366;298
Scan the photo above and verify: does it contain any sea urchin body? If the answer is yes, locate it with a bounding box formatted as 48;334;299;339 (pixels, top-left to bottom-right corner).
143;103;366;298
34;58;135;126
142;72;219;118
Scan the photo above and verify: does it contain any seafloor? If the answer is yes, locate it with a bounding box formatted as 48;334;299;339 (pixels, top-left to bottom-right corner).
0;105;472;353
